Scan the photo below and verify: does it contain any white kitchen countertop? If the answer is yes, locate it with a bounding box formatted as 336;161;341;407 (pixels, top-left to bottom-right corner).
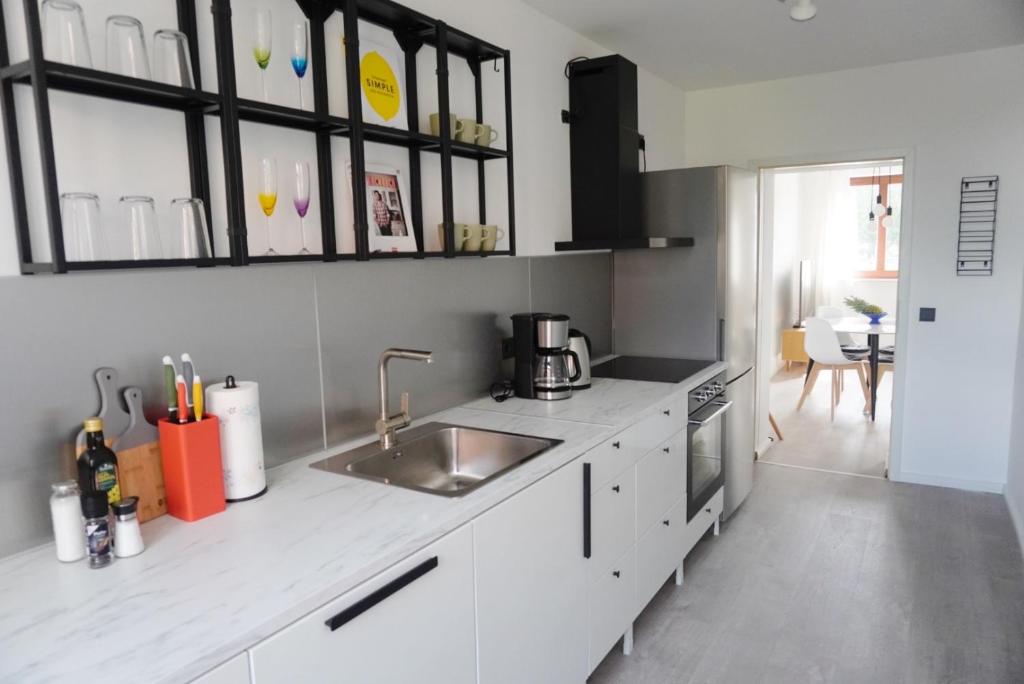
0;362;724;683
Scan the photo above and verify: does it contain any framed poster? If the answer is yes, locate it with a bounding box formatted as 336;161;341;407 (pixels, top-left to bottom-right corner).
356;38;407;128
349;162;418;253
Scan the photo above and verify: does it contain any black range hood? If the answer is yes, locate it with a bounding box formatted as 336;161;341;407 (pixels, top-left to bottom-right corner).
555;55;694;252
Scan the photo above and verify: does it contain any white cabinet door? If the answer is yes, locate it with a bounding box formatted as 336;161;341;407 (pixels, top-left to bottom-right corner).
636;498;687;612
248;526;476;684
589;467;635;583
191;653;249;684
588;545;637;674
474;460;588;684
636;430;686;536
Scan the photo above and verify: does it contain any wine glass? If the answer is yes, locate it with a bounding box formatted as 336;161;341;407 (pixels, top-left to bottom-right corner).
118;196;162;260
170;198;212;259
152;29;194;88
106;15;150;79
257;158;278;256
41;0;92;67
294;161;311;255
253;9;272;101
60;192;106;261
291;22;309;110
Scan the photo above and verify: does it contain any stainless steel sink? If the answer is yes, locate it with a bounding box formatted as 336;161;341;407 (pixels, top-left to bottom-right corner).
310;422;563;496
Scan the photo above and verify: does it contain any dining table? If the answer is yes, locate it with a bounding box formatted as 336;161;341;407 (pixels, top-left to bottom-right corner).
827;316;896;421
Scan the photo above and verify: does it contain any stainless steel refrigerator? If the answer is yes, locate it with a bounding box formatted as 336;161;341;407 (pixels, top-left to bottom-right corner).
613;165;757;518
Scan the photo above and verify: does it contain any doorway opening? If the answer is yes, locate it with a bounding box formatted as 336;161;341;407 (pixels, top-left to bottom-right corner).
756;159;905;479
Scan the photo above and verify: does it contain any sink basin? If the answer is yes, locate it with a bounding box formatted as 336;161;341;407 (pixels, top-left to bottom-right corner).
310;422;563;497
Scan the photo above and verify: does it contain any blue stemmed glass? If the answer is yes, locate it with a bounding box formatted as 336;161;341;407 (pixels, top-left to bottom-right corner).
291;22;308;109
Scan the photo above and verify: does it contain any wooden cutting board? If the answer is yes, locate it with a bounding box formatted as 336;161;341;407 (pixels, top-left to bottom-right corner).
115;387;167;523
74;367;130;456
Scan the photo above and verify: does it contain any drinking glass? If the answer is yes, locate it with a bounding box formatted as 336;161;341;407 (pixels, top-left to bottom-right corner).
106;15;151;79
152;29;194;88
257;158;278;256
41;0;92;67
118;196;162;260
291;22;308;109
253;9;272;102
60;193;106;261
170;198;212;259
293;161;311;255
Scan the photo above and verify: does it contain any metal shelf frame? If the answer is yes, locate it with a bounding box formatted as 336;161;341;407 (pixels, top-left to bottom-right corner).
0;0;515;274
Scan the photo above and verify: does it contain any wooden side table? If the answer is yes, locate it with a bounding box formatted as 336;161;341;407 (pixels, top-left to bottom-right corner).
781;328;809;370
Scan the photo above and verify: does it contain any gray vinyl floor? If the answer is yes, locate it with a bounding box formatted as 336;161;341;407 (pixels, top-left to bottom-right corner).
589;463;1024;683
760;365;890;478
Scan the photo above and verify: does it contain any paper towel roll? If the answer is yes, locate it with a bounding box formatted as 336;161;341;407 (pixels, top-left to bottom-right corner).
205;377;267;501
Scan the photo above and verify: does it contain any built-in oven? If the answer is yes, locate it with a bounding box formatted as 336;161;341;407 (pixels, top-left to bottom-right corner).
686;372;730;521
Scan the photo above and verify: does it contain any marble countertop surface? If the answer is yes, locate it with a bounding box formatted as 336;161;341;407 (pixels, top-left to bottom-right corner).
0;363;724;684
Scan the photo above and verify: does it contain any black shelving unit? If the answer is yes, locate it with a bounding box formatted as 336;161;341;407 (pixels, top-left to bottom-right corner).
0;0;514;274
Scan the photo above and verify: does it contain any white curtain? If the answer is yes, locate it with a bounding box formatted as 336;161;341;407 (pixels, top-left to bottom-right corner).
814;169;860;310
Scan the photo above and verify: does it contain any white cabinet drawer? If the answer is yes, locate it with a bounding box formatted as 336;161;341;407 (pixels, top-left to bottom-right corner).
249;526;476;684
589;467;635;583
587;399;684;493
636;431;687;535
636;499;687;613
682;487;724;558
588;545;637;674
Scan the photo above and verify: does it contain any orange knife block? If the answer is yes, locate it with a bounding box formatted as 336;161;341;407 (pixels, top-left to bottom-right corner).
158;417;226;522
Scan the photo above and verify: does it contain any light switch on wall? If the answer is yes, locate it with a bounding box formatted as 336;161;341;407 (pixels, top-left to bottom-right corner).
919;307;936;322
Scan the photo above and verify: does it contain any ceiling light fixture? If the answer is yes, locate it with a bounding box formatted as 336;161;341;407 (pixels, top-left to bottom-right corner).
789;0;818;21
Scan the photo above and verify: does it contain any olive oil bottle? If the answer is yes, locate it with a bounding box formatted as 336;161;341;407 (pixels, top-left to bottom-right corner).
77;417;121;505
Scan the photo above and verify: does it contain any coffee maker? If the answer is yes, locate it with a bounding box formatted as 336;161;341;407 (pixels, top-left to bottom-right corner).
511;313;581;400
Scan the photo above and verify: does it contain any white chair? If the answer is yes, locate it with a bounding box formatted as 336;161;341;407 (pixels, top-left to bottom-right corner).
816;305;868;352
797;317;871;421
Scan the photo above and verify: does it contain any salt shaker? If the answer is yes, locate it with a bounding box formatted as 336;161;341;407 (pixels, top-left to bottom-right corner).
50;481;85;562
112;496;145;558
81;491;113;568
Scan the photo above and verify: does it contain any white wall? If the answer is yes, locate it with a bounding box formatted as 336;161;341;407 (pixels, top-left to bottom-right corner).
686;45;1024;492
0;0;687;273
1007;268;1024;550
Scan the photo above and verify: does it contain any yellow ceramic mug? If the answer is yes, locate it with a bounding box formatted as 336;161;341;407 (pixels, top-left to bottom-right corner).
475;124;499;148
429;113;463;139
463;224;484;252
437;223;469;251
480;225;505;251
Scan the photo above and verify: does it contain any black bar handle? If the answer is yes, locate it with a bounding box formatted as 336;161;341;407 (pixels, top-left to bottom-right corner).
583;462;591;559
612;441;621;449
612;484;620;493
663;409;671;416
325;556;438;632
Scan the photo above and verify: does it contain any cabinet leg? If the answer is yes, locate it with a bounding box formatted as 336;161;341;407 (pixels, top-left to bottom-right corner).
622;624;634;656
713;518;720;536
675;562;684;586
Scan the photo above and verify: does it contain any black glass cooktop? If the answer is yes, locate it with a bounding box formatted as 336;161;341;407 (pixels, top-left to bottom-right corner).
591;356;716;384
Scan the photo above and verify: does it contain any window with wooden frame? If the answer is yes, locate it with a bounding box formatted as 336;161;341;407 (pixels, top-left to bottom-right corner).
850;174;902;278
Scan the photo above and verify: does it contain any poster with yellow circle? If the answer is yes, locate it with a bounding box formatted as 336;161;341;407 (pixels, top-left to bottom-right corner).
358;40;406;127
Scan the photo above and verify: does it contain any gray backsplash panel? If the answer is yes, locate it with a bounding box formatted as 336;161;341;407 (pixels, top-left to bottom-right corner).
528;253;613;357
0;253;612;558
315;258;531;447
0;266;324;556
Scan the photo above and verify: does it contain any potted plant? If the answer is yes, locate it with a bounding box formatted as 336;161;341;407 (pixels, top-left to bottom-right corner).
844;296;887;324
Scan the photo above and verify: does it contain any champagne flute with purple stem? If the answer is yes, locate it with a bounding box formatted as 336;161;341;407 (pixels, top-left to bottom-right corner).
294;161;311;255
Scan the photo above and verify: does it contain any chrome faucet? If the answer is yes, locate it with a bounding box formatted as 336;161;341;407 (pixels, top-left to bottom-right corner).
376;348;433;449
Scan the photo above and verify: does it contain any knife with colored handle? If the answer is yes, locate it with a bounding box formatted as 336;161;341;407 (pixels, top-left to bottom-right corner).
181;353;195;409
193;375;203;421
176;374;189;424
163;356;179;422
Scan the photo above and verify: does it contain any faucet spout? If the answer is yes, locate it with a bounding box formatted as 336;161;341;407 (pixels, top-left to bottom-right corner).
377;348;433;448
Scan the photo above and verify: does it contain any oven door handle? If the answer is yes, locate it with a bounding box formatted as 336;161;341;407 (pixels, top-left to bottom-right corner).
688;400;733;427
